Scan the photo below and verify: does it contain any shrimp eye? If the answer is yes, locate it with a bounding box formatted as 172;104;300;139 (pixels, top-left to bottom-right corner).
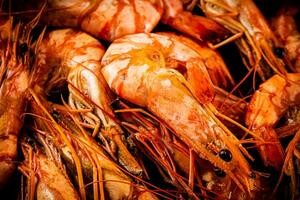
20;43;28;53
18;43;28;57
219;149;232;162
110;98;122;109
249;171;256;179
213;167;226;177
273;47;285;58
52;110;61;122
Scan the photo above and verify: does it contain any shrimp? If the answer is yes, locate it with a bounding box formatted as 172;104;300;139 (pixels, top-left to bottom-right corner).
22;0;228;42
30;0;164;41
271;6;300;72
101;32;259;195
28;93;160;200
246;73;300;170
161;0;229;43
18;134;80;200
199;0;295;81
0;13;42;187
113;99;262;199
113;99;203;199
31;28;142;176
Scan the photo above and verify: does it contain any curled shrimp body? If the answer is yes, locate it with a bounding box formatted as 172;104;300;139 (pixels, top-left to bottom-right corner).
271;6;300;72
101;33;259;195
39;0;164;41
199;0;293;80
246;73;300;170
24;0;228;42
32;28;142;175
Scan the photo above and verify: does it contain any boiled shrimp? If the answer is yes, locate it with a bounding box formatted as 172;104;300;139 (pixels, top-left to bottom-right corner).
32;28;142;176
271;6;300;72
246;73;300;170
161;0;229;43
22;0;228;42
101;32;259;195
199;0;294;81
28;93;160;200
19;134;80;200
0;13;41;187
114;99;261;199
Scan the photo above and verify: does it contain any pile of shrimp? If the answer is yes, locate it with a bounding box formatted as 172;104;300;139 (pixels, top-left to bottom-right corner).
0;0;299;199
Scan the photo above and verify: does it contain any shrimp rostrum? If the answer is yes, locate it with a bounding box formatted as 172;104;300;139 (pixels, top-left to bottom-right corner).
31;28;142;176
101;32;260;198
